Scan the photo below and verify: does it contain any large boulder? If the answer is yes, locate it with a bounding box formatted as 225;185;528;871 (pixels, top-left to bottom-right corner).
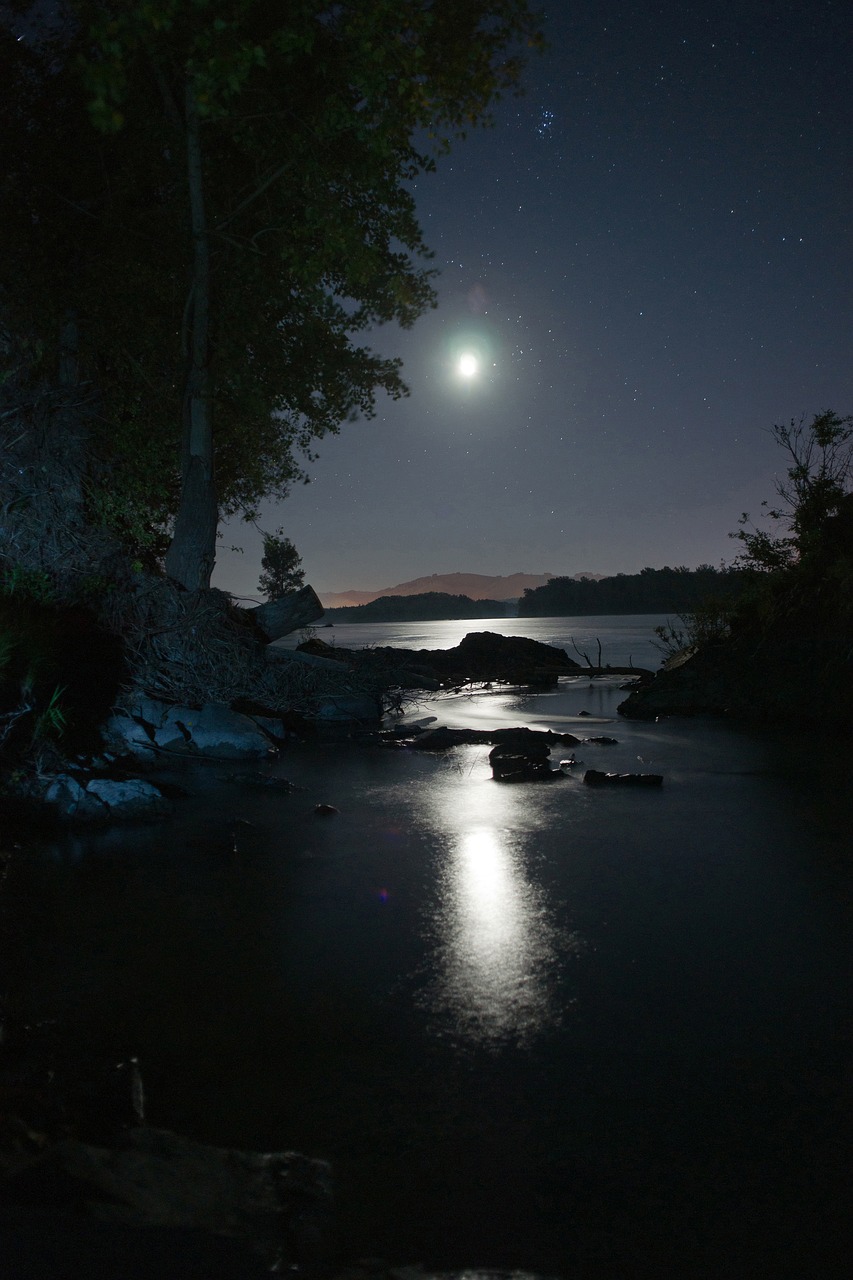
447;631;581;681
103;700;274;761
297;631;581;689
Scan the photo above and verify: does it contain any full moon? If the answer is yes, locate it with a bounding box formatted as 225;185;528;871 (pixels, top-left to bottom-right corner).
458;352;479;378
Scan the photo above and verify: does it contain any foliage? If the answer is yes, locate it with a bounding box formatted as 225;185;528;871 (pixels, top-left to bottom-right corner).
0;587;66;756
731;411;853;572
258;532;304;601
0;566;57;606
0;575;124;760
651;598;736;662
629;410;853;728
1;2;544;582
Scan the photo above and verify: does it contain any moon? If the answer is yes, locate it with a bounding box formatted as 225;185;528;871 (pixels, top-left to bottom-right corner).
458;352;479;378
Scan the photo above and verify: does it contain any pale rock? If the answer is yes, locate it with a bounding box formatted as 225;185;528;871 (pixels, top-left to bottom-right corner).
85;778;172;821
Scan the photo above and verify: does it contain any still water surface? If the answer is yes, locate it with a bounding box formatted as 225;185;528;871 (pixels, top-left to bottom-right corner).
8;616;851;1274
279;612;672;670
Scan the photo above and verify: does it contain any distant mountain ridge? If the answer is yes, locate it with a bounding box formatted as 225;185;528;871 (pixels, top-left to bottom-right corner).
318;571;600;609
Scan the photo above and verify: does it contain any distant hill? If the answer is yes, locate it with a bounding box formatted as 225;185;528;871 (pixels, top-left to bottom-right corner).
319;571;565;609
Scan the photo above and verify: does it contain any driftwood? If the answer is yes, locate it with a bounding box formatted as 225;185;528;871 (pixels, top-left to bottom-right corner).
568;665;654;680
569;636;653;681
246;584;324;642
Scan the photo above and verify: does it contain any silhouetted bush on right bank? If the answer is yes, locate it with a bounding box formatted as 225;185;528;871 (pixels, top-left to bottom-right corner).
619;412;853;726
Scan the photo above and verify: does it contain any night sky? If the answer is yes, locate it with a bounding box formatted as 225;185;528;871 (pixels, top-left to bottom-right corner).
214;0;852;600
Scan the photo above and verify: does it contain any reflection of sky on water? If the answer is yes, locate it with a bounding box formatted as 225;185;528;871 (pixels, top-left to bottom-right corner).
416;762;575;1047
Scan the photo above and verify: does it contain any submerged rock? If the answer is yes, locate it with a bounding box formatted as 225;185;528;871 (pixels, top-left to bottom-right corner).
489;739;556;782
406;726;583;751
312;694;382;726
583;769;663;787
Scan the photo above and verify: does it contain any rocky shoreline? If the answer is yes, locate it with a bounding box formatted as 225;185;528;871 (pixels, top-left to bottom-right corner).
1;630;653;827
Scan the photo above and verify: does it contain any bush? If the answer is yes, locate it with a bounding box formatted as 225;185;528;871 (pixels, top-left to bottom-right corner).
0;575;124;760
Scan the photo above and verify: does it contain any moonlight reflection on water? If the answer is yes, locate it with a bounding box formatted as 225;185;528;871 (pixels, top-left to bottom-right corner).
416;763;574;1047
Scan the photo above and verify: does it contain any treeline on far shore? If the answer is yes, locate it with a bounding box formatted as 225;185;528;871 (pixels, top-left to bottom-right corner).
518;565;748;616
323;592;512;623
323;567;749;623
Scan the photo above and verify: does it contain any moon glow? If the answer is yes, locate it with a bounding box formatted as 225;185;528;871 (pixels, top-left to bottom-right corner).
458;352;479;378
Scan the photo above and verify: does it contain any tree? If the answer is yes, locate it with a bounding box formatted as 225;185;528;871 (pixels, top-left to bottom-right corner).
732;411;853;571
2;2;543;592
258;532;304;601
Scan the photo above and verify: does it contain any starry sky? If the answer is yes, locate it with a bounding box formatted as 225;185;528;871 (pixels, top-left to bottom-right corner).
214;0;852;600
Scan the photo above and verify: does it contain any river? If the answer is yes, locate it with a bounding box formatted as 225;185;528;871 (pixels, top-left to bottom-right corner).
4;616;850;1275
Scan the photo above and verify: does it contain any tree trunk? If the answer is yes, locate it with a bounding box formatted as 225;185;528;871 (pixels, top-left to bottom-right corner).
246;585;325;641
164;83;218;592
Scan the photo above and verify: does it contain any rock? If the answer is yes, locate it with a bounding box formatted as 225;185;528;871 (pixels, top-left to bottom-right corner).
312;694;382;726
268;645;352;672
396;669;443;691
236;714;288;743
296;631;581;689
84;779;172;821
101;711;157;761
617;647;733;719
489;739;555;782
406;726;476;751
218;772;301;793
582;735;619;744
313;803;339;816
39;775;107;823
406;725;582;752
583;769;663;787
15;771;171;824
2;1127;334;1272
294;637;350;663
433;631;581;683
105;701;274;760
159;703;273;759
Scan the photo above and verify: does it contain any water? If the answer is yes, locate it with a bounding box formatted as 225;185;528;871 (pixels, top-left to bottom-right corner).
5;617;851;1275
280;612;673;671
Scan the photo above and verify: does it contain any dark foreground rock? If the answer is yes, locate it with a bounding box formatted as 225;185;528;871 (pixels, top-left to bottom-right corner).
0;1121;560;1280
3;1127;335;1274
